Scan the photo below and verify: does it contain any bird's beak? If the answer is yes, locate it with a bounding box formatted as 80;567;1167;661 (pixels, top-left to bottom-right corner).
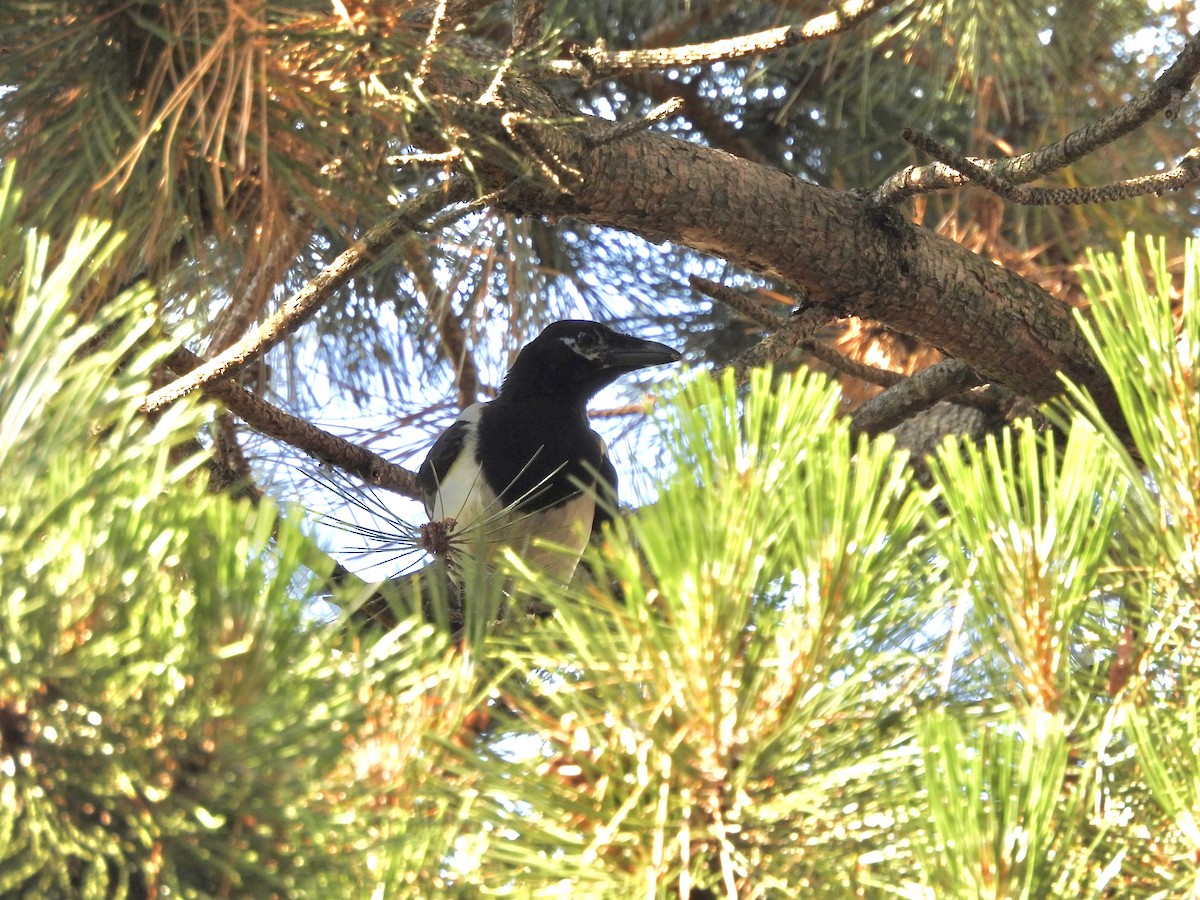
600;334;682;370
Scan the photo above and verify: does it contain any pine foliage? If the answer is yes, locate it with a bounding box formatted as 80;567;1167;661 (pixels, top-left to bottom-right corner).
2;1;1200;896
7;178;1200;892
0;176;478;896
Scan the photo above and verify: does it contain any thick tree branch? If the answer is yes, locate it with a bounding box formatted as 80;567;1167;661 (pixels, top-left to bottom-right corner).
496;121;1116;426
417;42;1147;441
163;347;422;499
142;177;476;413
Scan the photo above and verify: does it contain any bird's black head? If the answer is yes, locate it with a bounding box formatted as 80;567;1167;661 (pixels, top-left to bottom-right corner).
499;320;682;402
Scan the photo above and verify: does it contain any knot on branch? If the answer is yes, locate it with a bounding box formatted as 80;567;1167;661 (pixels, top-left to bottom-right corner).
501;111;583;190
567;39;609;87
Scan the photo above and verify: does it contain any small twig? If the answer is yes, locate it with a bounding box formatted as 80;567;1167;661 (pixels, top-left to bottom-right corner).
548;0;882;80
501;112;583;187
142;177;477;413
387;148;463;167
903;131;1200;206
414;0;450;88
873;31;1200;204
899;129;1023;198
162;347;423;499
212;412;263;500
632;71;769;163
432;298;481;410
589;397;660;419
726;305;834;383
689;275;782;329
803;340;905;388
589;98;685;147
850;359;983;438
401;235;481;410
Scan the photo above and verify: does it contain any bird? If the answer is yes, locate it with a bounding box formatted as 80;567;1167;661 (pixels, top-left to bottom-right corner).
417;320;682;590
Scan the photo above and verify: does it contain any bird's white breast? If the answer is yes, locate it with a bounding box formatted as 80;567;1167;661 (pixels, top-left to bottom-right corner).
427;404;495;525
425;403;597;584
490;491;595;584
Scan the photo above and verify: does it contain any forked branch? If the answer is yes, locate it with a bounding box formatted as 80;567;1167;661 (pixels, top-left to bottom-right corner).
901;130;1200;206
873;31;1200;204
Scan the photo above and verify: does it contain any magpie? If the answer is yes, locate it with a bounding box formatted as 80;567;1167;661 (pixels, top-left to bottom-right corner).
417;320;681;587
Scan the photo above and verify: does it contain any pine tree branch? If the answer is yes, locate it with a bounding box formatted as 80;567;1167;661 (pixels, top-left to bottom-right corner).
804;339;905;388
212;412;263;501
850;360;984;438
689;275;782;329
430;297;481;412
692;276;911;393
547;0;883;81
142;177;477;413
512;0;548;51
873;30;1200;203
588;98;685;147
728;305;835;382
400;237;482;410
623;72;771;164
426;31;1130;440
902;131;1200;206
691;275;839;379
162;347;422;499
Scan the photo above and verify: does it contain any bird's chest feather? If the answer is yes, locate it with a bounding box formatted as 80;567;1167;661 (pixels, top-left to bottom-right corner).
421;398;606;584
476;398;603;511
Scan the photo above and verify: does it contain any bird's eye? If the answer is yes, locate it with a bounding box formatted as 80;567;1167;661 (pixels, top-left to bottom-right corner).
575;330;600;349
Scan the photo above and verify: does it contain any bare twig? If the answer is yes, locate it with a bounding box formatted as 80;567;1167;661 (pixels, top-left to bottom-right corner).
163;347;423;499
873;31;1200;203
727;305;834;383
549;0;882;80
903;131;1200;206
689;275;782;328
589;397;661;419
589;98;685;147
212;412;263;500
804;340;905;388
626;71;770;164
401;235;481;410
850;359;984;438
431;296;481;410
500;112;583;187
142;177;477;413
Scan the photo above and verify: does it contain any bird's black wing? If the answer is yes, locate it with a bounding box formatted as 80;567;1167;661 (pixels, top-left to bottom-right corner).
590;430;618;536
418;419;472;519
